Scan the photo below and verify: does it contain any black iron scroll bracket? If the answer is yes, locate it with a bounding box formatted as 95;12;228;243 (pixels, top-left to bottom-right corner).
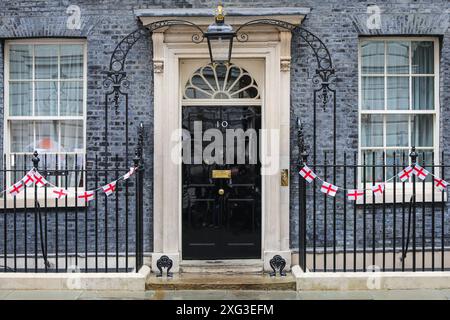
269;255;287;277
156;255;173;277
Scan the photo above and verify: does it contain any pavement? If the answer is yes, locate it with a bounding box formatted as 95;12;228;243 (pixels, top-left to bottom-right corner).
1;289;450;300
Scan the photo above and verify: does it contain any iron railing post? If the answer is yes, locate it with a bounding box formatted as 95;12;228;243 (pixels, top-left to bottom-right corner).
297;119;308;272
409;146;418;271
32;151;39;272
299;151;309;272
134;123;144;272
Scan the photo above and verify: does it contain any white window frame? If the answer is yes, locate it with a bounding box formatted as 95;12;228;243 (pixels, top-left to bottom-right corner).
358;37;442;203
3;38;87;207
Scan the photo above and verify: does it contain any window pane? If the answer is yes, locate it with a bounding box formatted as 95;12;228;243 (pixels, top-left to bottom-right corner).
362;76;384;110
361;114;383;147
361;150;384;183
412;77;434;110
9;82;32;116
387;77;409;110
386;115;408;147
60;81;83;116
9;45;32;80
10;154;27;180
60;45;83;79
412;114;433;147
35;121;59;152
10;121;33;152
387;41;409;74
415;149;434;182
412;41;434;74
361;41;384;74
386;149;409;182
35;45;58;79
60;120;83;152
35;81;57;116
53;154;85;188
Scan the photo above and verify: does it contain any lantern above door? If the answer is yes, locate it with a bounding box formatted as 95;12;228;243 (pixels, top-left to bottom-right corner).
204;2;236;65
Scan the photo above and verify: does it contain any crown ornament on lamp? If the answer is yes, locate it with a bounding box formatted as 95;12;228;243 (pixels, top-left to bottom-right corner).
205;2;236;65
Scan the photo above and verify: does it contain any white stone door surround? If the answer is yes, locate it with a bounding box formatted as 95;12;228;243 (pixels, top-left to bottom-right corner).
137;8;308;272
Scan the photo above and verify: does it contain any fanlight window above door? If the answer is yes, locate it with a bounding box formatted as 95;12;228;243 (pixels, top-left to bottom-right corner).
184;63;260;100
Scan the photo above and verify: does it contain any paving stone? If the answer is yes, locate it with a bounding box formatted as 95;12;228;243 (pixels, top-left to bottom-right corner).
370;289;447;300
77;290;154;300
228;290;298;300
297;290;374;300
0;290;13;299
4;290;82;300
159;290;234;300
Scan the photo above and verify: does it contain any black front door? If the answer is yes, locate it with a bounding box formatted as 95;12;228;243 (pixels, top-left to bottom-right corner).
182;106;261;260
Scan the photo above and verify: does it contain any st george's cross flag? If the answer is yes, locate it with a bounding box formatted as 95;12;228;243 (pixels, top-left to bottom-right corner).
21;170;35;187
52;188;68;200
412;165;429;180
399;166;414;182
102;181;117;196
371;183;385;195
32;171;47;187
8;181;24;196
434;177;448;191
320;181;338;197
299;165;317;183
347;189;364;201
123;167;136;180
78;191;95;202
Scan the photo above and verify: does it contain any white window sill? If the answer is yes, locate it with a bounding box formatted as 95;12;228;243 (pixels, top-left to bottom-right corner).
0;187;88;209
356;183;447;204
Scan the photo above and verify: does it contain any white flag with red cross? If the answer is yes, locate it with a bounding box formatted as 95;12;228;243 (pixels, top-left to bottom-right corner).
399;166;413;182
77;190;95;202
102;181;117;196
21;170;35;187
123;167;136;180
320;181;338;197
299;165;317;183
52;188;68;200
347;189;364;201
412;165;429;180
8;181;24;196
434;177;448;191
371;183;385;195
32;171;47;187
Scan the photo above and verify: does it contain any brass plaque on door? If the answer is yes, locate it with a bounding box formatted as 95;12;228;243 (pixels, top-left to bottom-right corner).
212;170;231;179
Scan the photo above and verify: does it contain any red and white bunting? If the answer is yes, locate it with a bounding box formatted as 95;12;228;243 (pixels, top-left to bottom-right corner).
52;188;68;200
32;171;47;187
434;177;448;191
412;165;429;180
22;170;35;187
123;167;136;180
347;189;364;201
78;191;95;202
320;181;338;197
399;166;413;182
102;181;117;196
371;183;385;195
8;181;24;196
299;165;317;183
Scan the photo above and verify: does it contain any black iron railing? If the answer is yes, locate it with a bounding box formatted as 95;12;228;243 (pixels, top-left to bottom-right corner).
298;148;449;272
0;151;144;273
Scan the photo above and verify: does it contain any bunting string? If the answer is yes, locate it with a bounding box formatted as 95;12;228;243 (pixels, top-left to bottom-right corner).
0;166;138;202
299;164;448;201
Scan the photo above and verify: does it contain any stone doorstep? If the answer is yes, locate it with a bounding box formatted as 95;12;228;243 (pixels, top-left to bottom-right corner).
292;265;450;291
0;265;151;291
146;273;296;291
180;260;264;274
